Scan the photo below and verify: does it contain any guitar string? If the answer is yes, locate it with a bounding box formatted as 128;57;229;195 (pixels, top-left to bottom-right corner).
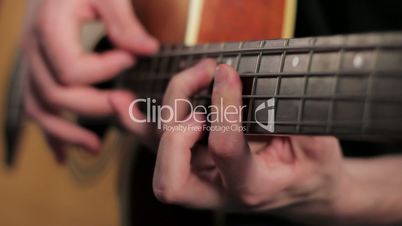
117;34;402;134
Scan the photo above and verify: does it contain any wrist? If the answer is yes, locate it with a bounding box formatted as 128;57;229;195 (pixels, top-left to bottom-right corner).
331;157;402;225
267;160;351;225
270;156;402;226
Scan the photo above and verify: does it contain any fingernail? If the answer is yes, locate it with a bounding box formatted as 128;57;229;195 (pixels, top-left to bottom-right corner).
194;59;216;77
86;140;101;155
137;36;159;52
215;65;228;86
122;56;136;68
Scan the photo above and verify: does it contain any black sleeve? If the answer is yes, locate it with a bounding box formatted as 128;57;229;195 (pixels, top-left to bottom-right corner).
295;0;402;37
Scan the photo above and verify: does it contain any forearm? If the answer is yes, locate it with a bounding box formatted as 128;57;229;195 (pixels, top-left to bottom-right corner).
332;155;402;225
270;155;402;226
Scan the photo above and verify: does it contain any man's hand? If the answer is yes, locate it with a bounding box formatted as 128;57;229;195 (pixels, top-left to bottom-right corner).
152;63;347;220
108;60;402;225
23;0;159;162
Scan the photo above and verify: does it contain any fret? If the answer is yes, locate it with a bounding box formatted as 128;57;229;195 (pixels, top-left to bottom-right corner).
272;40;288;132
297;39;315;133
243;41;263;49
178;55;188;70
223;42;242;51
235;42;244;70
156;44;402;58
150;57;159;77
255;41;265;71
242;70;400;77
154;57;169;102
134;58;150;95
143;57;159;97
116;32;402;140
127;69;402;82
241;120;402;136
217;43;225;65
219;42;240;67
246;41;264;133
328;36;346;133
191;94;402;103
186;48;194;67
233;44;243;122
328;45;345;133
201;43;209;60
244;120;366;127
277;40;289;93
173;56;182;74
362;47;380;133
243;121;402;132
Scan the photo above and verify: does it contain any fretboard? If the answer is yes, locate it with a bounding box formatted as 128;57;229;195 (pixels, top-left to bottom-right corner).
116;32;402;141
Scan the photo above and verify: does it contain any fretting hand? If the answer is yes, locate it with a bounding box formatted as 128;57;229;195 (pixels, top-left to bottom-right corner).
153;61;346;220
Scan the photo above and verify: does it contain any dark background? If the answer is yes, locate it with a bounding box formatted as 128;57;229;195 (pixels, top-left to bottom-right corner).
296;0;402;157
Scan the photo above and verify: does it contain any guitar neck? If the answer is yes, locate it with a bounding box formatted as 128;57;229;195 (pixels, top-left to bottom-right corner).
117;32;402;141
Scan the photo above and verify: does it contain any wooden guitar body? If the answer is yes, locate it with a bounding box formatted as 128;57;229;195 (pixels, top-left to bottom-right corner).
0;1;120;226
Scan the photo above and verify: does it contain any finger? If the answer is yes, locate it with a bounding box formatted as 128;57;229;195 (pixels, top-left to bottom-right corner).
25;81;101;154
162;59;216;126
153;113;223;209
28;39;117;116
93;0;159;54
35;1;136;85
209;64;250;159
208;65;254;186
109;90;158;149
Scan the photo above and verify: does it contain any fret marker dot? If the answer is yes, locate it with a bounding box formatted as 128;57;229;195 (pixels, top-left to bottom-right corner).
226;58;234;66
292;56;299;67
353;54;364;68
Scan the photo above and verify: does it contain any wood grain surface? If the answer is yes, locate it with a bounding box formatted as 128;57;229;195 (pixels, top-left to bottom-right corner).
0;1;119;225
198;0;285;43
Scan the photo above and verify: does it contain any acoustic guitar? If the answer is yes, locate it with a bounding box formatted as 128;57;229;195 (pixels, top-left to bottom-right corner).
95;23;402;226
2;0;402;226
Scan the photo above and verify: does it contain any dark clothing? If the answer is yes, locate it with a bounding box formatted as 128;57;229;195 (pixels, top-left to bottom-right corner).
296;0;402;158
295;0;402;37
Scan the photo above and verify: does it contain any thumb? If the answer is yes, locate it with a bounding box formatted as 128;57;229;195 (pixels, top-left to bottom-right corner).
292;136;342;162
93;0;159;54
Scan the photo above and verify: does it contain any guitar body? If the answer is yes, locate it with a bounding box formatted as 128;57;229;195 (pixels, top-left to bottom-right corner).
0;0;295;226
0;1;122;226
